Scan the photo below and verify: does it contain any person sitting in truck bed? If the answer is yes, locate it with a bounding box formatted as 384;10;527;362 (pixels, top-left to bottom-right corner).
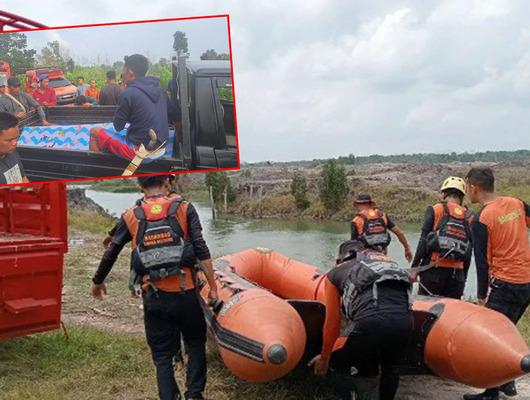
0;112;29;185
89;54;170;160
32;74;57;107
0;77;49;126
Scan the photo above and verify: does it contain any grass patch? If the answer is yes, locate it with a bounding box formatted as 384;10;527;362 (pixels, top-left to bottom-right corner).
68;207;116;235
0;327;156;400
0;327;335;400
518;310;530;344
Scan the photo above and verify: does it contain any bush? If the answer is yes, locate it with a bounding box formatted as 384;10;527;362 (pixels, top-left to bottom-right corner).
205;172;236;204
290;172;310;210
319;160;348;212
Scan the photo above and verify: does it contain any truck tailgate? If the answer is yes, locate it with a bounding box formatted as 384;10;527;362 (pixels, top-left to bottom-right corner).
0;236;65;340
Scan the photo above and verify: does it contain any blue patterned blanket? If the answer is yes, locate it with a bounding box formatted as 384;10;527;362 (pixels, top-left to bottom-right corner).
19;123;176;159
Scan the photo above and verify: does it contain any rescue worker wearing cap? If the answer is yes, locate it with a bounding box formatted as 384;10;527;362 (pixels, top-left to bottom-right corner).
309;239;414;400
91;175;218;400
463;167;530;400
351;194;413;263
411;177;473;299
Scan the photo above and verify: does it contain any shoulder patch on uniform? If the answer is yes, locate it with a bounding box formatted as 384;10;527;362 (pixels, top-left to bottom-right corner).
150;204;163;214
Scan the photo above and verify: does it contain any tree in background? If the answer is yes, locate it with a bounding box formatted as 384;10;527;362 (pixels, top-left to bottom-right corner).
205;172;236;204
37;40;71;69
291;172;310;210
319;160;348;212
173;31;189;57
200;49;230;60
66;58;75;72
112;60;124;73
0;33;36;74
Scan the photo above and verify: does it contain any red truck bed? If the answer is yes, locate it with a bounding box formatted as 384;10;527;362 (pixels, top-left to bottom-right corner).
0;184;67;340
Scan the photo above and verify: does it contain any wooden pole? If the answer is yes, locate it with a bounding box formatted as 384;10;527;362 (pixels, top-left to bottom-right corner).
209;186;216;220
223;187;228;213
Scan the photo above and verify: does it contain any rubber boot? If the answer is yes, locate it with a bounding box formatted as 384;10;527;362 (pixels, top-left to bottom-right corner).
500;381;517;397
462;388;499;400
330;372;358;400
352;376;379;400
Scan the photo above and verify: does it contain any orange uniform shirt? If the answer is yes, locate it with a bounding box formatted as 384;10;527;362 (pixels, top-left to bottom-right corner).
473;197;530;298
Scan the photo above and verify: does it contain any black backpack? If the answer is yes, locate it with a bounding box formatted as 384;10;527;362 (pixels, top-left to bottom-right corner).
341;252;411;319
426;203;471;262
130;198;195;285
358;210;391;250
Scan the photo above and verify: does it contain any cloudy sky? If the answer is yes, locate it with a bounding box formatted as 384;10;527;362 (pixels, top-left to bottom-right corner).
2;0;529;162
22;17;229;65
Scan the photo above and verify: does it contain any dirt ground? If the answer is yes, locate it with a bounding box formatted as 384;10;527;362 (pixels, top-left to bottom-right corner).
63;228;530;400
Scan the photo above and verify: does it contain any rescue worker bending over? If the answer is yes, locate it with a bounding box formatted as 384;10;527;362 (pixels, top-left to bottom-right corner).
351;194;413;262
309;239;414;400
411;177;473;299
463;167;530;400
91;175;218;400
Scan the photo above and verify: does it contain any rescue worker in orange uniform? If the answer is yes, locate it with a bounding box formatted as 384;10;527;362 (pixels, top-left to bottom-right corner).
351;194;413;262
91;175;218;400
411;177;473;299
463;167;530;400
309;239;413;400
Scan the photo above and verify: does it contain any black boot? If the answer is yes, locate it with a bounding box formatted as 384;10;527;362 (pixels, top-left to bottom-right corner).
463;389;499;400
500;381;517;397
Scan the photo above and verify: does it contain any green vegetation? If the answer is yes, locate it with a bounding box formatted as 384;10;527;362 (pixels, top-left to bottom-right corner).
205;172;236;204
68;208;116;235
0;328;336;400
201;49;230;60
173;30;189;57
319;160;348;213
291;172;310;210
0;33;36;74
252;150;530;167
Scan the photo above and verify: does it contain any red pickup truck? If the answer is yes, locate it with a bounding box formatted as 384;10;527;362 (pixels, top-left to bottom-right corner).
25;67;77;105
0;183;67;340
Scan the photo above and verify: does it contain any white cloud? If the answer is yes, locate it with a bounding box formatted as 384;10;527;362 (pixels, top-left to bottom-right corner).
2;0;530;161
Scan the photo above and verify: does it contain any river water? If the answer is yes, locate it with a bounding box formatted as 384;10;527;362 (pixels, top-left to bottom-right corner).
85;190;478;297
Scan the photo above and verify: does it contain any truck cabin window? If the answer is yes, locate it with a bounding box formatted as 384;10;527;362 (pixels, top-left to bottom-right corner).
195;77;235;149
216;78;235;148
48;78;72;88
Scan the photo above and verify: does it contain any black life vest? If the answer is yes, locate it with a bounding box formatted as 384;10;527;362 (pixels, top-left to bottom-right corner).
341;251;411;320
426;202;471;263
129;196;195;280
356;209;391;250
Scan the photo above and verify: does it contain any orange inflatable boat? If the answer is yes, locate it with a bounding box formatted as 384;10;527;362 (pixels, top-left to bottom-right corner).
201;248;530;388
197;256;306;382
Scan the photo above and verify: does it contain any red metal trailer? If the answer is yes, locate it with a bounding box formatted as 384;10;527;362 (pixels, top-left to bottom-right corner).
0;183;67;340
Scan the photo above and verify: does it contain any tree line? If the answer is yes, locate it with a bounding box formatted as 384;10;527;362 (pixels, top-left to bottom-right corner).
0;30;229;83
206;160;349;214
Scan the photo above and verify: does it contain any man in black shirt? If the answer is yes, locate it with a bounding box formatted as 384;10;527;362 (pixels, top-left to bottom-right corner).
99;70;122;106
91;175;218;400
0;112;28;185
310;240;413;400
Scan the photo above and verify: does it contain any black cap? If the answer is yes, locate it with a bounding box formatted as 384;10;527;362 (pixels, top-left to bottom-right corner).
7;76;21;87
354;193;374;205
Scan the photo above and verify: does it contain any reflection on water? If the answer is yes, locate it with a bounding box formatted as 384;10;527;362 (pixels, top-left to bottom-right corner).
85;190;477;297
